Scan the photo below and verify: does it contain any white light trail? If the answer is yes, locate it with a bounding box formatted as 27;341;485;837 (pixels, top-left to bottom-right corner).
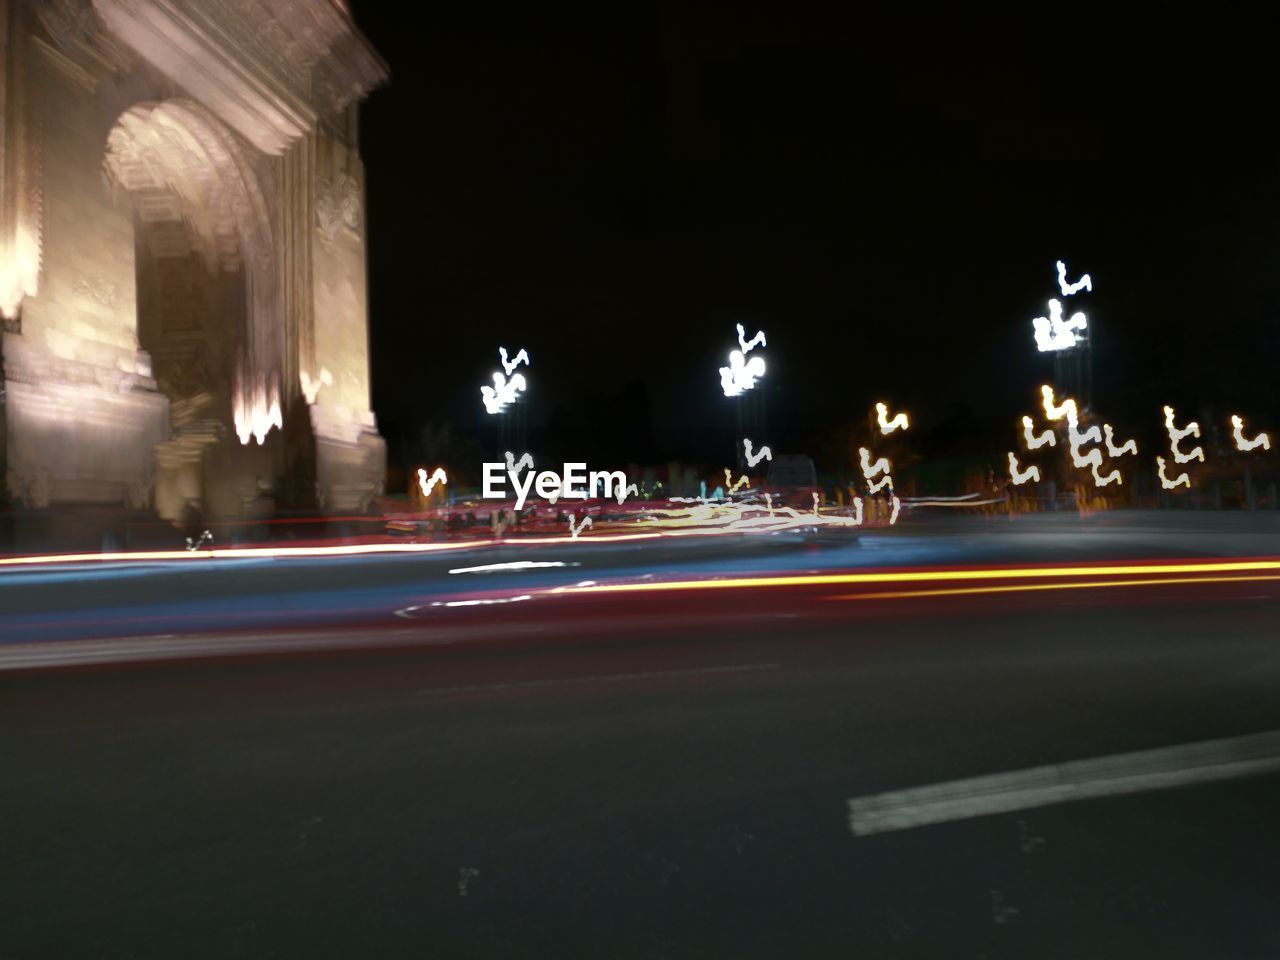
615;482;640;505
889;496;901;525
498;346;530;376
720;350;767;397
1091;463;1122;486
851;497;864;525
505;451;533;476
429;595;533;608
813;492;821;516
417;467;447;497
299;367;333;405
568;514;592;539
1163;406;1204;463
1068;418;1102;449
1041;385;1077;423
1008;452;1040;485
876;402;909;434
859;447;891;479
1070;444;1103;471
736;323;767;354
1103;425;1138;457
1157;456;1191;490
449;560;578;575
867;475;894;495
1022;416;1056;450
1032;299;1088;352
1231;415;1271;452
743;438;773;468
1056;260;1092;296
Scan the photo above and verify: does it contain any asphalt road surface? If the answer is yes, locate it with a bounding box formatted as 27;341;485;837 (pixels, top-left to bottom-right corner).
3;513;1280;957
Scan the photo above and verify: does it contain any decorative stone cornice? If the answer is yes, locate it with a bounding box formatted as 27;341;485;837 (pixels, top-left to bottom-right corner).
91;0;386;156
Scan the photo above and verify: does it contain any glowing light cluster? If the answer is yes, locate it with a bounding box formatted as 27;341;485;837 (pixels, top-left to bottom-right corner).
234;380;283;445
859;447;893;495
1163;406;1205;463
1231;415;1271;452
876;402;909;434
721;325;767;397
1032;299;1088;352
481;347;531;415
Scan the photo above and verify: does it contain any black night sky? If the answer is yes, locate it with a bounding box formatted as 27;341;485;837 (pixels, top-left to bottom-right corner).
354;11;1280;479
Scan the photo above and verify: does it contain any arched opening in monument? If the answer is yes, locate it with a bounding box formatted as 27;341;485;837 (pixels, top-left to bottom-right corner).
102;99;285;523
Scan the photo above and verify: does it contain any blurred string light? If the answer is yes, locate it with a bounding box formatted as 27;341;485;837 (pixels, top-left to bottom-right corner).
1022;416;1056;450
1041;385;1077;423
481;371;527;415
724;469;749;495
1091;463;1122;486
568;514;592;539
1032;299;1088;352
1231;415;1271;452
736;323;767;354
859;446;894;495
417;467;447;497
498;347;530;376
1163;406;1205;463
876;402;909;434
505;451;533;476
744;438;773;468
1056;260;1092;296
1157;456;1191;490
720;350;766;397
1008;452;1040;485
1103;425;1138;457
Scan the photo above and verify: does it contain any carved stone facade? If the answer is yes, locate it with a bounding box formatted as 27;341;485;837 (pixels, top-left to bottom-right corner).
0;0;387;520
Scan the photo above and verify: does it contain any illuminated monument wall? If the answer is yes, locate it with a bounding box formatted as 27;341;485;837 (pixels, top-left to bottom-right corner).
0;0;386;520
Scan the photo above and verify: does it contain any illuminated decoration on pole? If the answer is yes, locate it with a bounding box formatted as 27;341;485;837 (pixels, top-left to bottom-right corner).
1022;416;1056;450
736;323;767;354
744;439;773;468
1091;463;1122;486
417;467;447;497
1103;425;1138;457
1163;406;1205;463
498;347;530;376
568;514;593;539
720;350;767;397
1032;299;1088;352
1231;415;1271;452
1056;260;1093;296
1157;456;1191;490
876;402;910;434
1008;452;1040;485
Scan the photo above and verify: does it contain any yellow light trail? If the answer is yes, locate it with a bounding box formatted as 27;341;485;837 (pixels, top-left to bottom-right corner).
560;559;1280;595
830;573;1280;602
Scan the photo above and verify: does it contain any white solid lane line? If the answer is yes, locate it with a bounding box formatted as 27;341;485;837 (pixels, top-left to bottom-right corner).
415;662;780;697
848;729;1280;837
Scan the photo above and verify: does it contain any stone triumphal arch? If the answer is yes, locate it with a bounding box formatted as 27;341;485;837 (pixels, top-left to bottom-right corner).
0;0;387;525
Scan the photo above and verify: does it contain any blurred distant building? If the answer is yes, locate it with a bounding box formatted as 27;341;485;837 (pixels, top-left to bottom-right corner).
0;0;386;521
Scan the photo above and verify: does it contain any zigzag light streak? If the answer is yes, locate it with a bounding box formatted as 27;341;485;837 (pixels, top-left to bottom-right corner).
568;514;593;539
1091;462;1122;486
889;496;901;525
859;447;891;479
505;451;533;476
615;483;640;505
1103;425;1138;457
1022;416;1056;449
876;402;909;434
1032;299;1088;352
1056;260;1093;296
1041;385;1077;422
812;492;821;516
498;347;530;376
1157;456;1191;490
481;371;527;414
1008;452;1040;485
724;469;749;495
736;323;767;354
744;439;773;467
1231;415;1271;452
1070;444;1103;470
866;475;894;495
720;350;767;397
1163;406;1204;463
417;467;447;497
